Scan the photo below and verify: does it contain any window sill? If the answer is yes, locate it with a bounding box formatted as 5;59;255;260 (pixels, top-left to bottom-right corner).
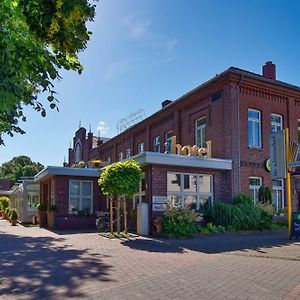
248;146;263;151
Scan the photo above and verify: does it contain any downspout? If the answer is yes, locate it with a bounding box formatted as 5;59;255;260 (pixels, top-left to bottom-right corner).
237;75;244;194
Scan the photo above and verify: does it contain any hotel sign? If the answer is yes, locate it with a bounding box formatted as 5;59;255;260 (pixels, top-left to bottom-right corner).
269;130;286;179
166;136;212;158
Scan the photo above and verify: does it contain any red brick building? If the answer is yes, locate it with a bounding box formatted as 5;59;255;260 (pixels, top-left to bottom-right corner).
41;61;300;229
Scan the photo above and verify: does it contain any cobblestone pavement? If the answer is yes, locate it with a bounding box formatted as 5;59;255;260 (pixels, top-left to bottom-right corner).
0;219;300;300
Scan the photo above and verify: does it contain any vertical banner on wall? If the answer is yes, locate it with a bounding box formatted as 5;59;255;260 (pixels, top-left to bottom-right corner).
269;130;286;180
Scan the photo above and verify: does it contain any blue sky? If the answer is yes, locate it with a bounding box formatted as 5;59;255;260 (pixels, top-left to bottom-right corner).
1;0;300;166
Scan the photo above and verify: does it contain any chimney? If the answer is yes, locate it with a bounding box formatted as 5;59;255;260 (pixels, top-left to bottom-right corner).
162;99;172;108
262;61;276;80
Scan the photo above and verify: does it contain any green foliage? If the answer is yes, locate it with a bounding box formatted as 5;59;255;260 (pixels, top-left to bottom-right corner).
0;0;96;144
37;203;47;211
48;204;57;211
10;208;18;220
0;155;44;184
198;223;226;234
207;201;272;231
0;196;11;210
258;185;272;204
5;207;12;217
233;193;253;205
162;207;198;238
99;160;142;197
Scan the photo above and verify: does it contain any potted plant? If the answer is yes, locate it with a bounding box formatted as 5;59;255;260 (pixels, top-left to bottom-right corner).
10;208;18;226
1;197;11;218
47;204;57;229
4;207;11;221
37;203;47;227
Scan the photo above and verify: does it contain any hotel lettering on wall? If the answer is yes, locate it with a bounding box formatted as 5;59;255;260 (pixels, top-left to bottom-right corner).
269;130;286;179
165;136;212;158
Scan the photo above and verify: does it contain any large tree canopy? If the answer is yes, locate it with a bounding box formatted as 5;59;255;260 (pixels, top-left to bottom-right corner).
0;0;96;144
0;155;44;184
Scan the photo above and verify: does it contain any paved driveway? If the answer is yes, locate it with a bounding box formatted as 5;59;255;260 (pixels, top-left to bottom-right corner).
0;219;300;300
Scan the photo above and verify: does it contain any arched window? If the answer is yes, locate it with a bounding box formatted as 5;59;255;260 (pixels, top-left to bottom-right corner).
75;139;82;162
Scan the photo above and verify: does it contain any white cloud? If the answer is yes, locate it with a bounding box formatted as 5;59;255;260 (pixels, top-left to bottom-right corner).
103;59;131;82
97;121;109;135
123;16;152;39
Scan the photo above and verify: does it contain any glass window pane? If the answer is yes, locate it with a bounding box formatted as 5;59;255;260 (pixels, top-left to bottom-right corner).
199;196;211;211
70;197;80;212
248;121;253;146
167;173;181;192
199;175;211;193
183;175;197;192
184;195;197;210
248;110;259;119
70;181;80;196
167;195;181;208
82;198;92;213
82;182;92;196
254;123;260;146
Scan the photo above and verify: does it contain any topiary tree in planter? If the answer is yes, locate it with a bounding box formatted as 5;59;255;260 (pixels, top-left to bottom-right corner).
10;208;18;226
0;196;11;217
98;160;142;234
37;202;47;227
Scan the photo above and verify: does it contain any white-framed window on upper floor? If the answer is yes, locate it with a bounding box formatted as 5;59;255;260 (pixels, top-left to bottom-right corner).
164;131;173;153
248;109;262;148
119;152;124;161
249;177;262;204
153;136;160;152
297;119;300;145
195;117;206;148
126;148;131;158
271;113;283;133
69;180;93;214
137;142;144;154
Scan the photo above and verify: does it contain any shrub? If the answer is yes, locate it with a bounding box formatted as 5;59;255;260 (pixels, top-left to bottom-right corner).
0;196;11;211
233;193;253;205
199;223;226;234
258;185;272;204
10;208;18;220
162;207;198;238
48;204;57;211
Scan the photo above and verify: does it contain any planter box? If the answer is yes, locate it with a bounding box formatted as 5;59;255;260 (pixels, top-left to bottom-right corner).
38;211;47;227
46;211;57;229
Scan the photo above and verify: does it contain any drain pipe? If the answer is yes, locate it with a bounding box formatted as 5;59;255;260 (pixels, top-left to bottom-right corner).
237;75;244;194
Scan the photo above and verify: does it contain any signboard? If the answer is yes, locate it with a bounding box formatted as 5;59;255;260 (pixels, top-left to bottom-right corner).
291;212;300;238
288;161;300;168
269;130;286;179
152;196;167;212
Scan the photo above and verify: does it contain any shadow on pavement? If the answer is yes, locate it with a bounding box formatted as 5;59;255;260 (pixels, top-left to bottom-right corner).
0;233;113;299
157;230;300;255
120;238;186;253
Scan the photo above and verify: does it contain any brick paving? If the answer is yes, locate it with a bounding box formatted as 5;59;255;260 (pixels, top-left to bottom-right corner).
0;219;300;300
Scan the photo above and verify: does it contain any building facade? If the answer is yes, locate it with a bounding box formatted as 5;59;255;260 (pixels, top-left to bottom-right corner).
63;61;300;230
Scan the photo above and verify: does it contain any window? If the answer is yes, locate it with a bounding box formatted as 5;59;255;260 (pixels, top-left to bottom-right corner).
195;118;206;148
165;131;173;153
271;114;283;133
74;139;82;162
249;177;262;204
137;142;144;153
211;90;222;103
298;120;300;145
126;148;131;158
119;152;123;161
272;179;285;211
167;172;213;210
153;136;160;152
69;180;93;214
248;109;261;148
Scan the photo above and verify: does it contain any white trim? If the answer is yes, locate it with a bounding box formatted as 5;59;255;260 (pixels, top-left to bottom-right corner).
195;117;206;148
248;109;262;148
271;113;283;133
34;166;101;183
69;180;93;214
249;176;262;204
128;151;232;170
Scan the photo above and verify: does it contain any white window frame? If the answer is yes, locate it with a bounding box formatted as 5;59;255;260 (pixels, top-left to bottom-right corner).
153;136;161;152
249;177;262;204
271;113;283;133
248;109;262;148
195;117;206;148
137;142;144;154
297;119;300;145
69;180;93;214
126;148;131;158
167;172;213;210
119;151;124;161
272;179;285;211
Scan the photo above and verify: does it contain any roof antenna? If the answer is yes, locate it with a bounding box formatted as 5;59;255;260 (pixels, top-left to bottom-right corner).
79;120;81;128
89;124;92;133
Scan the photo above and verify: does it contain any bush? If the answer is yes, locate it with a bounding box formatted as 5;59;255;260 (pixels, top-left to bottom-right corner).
0;196;11;211
10;208;18;220
199;223;226;234
207;201;272;231
37;203;47;211
258;185;272;204
48;204;57;211
233;193;252;205
162;207;198;238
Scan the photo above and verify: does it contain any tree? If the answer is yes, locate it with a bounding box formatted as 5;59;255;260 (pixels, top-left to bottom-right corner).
0;156;44;184
0;0;96;144
98;160;142;233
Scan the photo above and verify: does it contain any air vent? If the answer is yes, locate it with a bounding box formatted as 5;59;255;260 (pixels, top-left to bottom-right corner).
211;90;222;103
